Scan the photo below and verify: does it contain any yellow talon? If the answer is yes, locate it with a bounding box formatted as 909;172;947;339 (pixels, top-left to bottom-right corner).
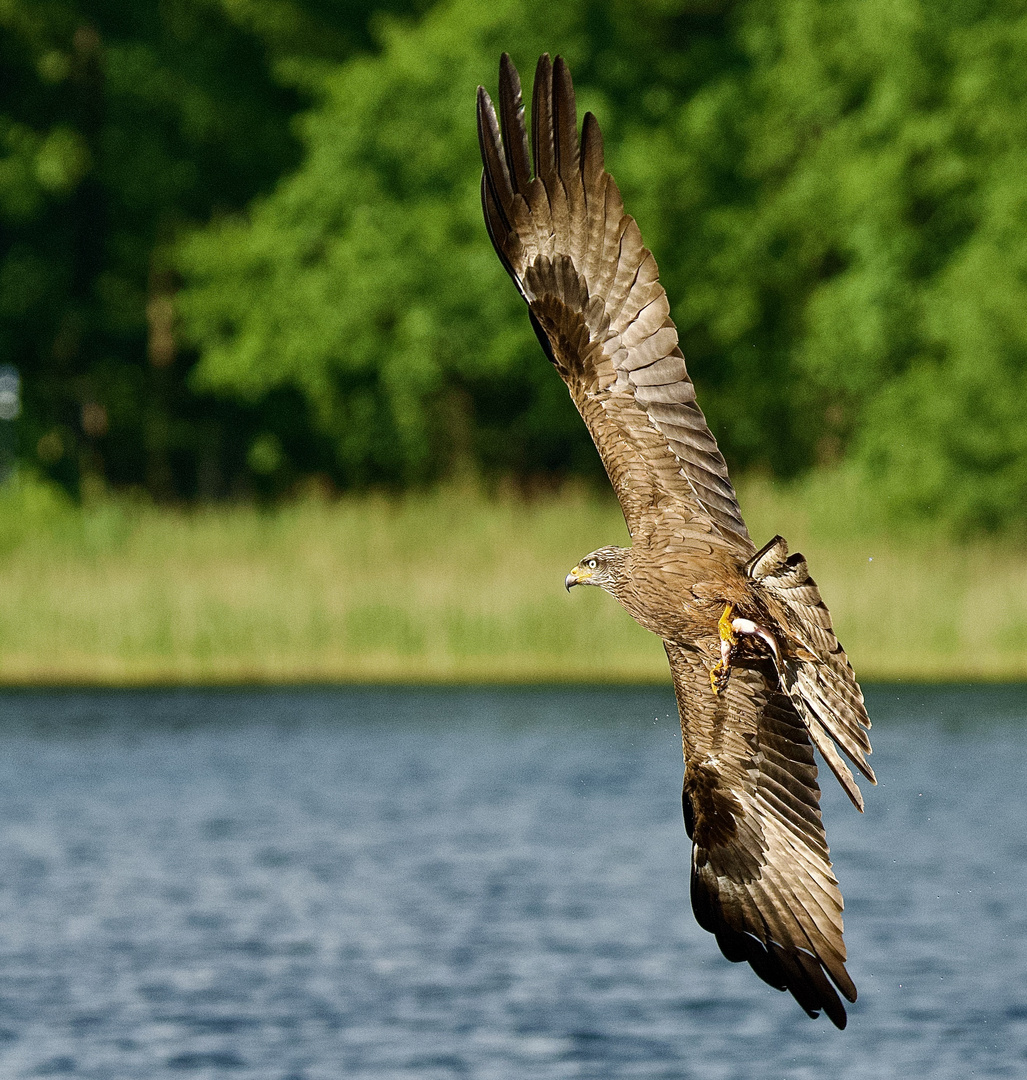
711;603;736;695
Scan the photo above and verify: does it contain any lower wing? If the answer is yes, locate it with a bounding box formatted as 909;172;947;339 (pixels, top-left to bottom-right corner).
664;642;857;1028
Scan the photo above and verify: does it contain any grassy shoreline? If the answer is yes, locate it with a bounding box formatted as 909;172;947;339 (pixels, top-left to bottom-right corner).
1;475;1025;686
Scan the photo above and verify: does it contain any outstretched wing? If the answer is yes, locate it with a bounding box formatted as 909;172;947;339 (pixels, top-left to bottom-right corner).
747;536;876;812
477;54;749;547
664;641;857;1028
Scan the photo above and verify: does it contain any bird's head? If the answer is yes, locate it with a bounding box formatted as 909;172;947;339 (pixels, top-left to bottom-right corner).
565;546;629;595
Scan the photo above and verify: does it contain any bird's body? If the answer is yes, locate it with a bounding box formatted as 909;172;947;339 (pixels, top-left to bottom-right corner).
477;53;874;1028
577;536;741;651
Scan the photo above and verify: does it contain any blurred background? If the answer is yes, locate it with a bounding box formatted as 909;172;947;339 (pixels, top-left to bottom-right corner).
1;9;1026;1074
1;0;1026;682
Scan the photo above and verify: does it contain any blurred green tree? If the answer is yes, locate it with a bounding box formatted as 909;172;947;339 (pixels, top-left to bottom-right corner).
5;0;1027;529
0;0;429;499
177;0;737;487
616;0;1027;530
179;0;1027;529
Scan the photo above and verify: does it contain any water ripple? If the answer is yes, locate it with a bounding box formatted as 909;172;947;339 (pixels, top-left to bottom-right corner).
0;685;1020;1078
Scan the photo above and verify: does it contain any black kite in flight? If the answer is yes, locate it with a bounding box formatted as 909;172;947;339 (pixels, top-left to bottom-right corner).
476;53;875;1028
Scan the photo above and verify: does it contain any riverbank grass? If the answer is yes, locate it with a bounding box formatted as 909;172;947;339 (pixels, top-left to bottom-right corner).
0;474;1024;684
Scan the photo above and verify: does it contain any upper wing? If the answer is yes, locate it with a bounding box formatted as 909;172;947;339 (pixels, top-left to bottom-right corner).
747;536;876;812
664;641;857;1028
477;54;749;546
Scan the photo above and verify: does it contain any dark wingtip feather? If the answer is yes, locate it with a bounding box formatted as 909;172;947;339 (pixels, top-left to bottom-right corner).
692;872;852;1028
480;171;516;284
551;54;580;180
475;86;498;183
475;84;493;150
581;112;605;184
792;947;850;1028
476;85;513;236
531;53;555;180
498;53;531;192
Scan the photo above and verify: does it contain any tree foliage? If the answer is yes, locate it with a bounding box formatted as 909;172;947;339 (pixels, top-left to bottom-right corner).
0;0;425;497
639;0;1027;531
176;0;737;488
5;0;1027;529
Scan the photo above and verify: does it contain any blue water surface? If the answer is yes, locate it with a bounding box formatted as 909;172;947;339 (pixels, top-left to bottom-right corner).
0;684;1023;1079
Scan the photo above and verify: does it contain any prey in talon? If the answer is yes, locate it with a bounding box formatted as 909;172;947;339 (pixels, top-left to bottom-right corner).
710;603;784;694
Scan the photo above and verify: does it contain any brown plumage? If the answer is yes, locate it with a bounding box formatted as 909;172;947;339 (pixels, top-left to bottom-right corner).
477;54;875;1029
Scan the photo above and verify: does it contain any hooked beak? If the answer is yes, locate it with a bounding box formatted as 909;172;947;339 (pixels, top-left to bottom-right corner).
565;565;591;591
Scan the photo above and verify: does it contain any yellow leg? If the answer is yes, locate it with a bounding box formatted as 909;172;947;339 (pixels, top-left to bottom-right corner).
710;604;737;694
718;603;737;645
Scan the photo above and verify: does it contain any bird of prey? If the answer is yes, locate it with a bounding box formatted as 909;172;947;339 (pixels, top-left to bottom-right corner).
476;53;875;1028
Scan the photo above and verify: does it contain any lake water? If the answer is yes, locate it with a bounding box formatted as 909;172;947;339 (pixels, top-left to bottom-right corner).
0;685;1023;1079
